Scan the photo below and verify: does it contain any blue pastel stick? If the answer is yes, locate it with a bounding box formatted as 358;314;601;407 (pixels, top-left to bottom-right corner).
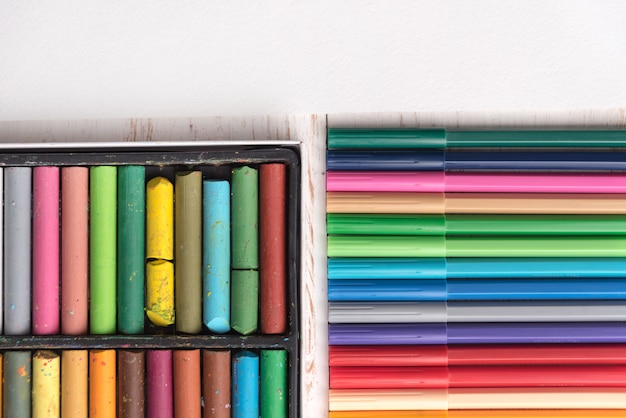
329;322;626;345
232;350;259;418
328;279;446;301
327;150;626;171
328;258;626;279
447;278;626;300
203;180;231;333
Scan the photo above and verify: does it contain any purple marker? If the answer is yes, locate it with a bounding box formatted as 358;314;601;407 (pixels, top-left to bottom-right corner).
329;322;626;345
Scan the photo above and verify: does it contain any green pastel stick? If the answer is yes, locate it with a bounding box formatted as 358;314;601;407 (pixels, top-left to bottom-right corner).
447;130;626;147
328;128;446;149
118;166;145;334
231;269;258;335
90;166;117;334
3;351;31;417
261;350;287;418
175;171;203;334
231;166;258;269
327;214;626;236
328;235;626;258
327;236;445;258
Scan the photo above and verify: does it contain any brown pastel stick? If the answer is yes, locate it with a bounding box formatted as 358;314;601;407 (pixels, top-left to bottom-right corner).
61;167;89;334
118;350;145;418
202;350;231;418
174;350;201;418
259;164;287;334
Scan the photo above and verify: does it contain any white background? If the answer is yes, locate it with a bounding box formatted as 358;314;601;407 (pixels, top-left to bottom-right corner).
1;1;626;121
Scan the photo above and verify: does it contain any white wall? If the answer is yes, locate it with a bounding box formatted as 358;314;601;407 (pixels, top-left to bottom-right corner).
1;0;626;121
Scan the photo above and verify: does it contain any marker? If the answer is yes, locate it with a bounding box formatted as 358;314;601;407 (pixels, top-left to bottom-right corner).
327;192;626;214
329;344;626;367
328;301;626;323
327;214;626;235
329;387;626;411
328;278;626;301
327;128;626;149
330;364;626;388
328;258;626;279
327;236;626;258
327;171;626;193
328;322;626;345
327;149;626;171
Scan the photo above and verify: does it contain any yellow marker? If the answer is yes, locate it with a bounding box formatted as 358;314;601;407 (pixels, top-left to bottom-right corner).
33;350;60;418
146;177;173;260
146;259;175;326
61;350;88;418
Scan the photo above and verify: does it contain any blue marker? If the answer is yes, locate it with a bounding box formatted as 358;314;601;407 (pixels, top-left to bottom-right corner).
328;258;626;279
203;180;231;333
327;150;626;171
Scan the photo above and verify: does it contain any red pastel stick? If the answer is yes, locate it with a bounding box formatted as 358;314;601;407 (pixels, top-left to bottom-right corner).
33;166;60;335
259;164;287;334
330;365;626;389
329;344;626;367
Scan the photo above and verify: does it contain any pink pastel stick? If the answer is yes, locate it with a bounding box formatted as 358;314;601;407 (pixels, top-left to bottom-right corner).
33;166;60;335
61;167;89;335
327;171;626;193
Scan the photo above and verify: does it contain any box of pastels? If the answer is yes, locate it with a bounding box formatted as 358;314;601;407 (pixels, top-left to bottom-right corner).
0;144;299;417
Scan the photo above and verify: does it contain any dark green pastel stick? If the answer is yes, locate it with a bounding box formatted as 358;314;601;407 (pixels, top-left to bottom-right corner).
231;269;258;335
90;166;117;334
327;214;626;236
175;171;203;334
328;128;446;149
231;166;258;269
447;130;626;147
118;166;146;334
4;351;31;418
261;350;287;418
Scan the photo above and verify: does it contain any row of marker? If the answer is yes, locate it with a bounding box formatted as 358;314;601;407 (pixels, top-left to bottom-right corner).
0;163;287;336
326;129;626;416
1;348;287;418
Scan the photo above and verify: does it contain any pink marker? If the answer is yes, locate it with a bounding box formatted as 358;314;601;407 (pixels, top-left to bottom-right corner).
327;171;626;193
33;166;60;335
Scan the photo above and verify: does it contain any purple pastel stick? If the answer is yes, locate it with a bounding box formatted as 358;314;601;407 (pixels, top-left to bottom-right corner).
147;350;173;418
447;322;626;344
328;323;447;345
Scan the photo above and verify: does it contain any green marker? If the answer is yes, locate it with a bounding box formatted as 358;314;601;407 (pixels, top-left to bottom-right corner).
327;214;626;236
328;235;626;258
90;166;117;334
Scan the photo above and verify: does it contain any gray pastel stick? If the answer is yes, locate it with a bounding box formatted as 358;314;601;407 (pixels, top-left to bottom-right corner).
4;167;32;335
3;351;32;417
328;301;446;323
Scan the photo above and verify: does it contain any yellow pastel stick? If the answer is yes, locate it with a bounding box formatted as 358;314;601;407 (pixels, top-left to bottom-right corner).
33;350;60;418
89;350;116;418
62;350;88;418
146;260;175;326
146;177;174;260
